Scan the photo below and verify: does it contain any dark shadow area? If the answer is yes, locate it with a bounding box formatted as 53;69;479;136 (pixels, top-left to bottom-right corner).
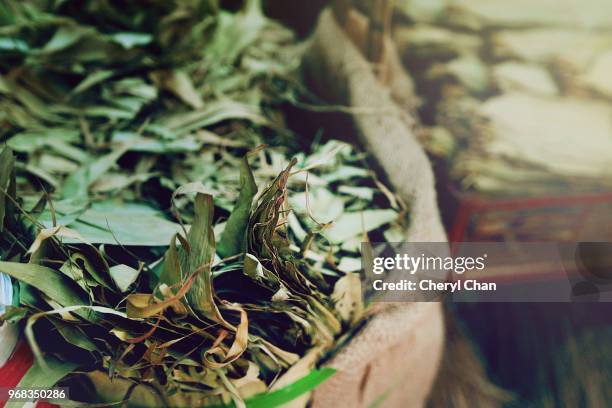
456;302;612;407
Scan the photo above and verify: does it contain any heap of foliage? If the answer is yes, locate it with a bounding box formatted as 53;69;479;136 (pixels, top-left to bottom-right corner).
0;1;407;406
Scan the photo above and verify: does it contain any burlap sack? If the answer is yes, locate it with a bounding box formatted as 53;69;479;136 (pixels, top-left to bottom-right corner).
304;8;447;408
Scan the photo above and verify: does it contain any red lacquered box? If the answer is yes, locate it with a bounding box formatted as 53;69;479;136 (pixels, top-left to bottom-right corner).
446;185;612;243
432;161;612;244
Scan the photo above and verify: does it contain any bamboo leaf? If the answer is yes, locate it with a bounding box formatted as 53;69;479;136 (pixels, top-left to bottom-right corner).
218;157;257;258
62;146;130;199
109;264;141;293
325;210;399;243
203;304;249;368
0;147;15;232
159;234;182;287
214;368;336;408
49;318;98;352
39;201;183;246
0;262;89;308
181;193;226;324
0;322;18;368
110;32;152;49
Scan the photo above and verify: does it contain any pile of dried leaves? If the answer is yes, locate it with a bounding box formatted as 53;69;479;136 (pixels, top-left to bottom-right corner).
394;0;612;196
0;1;406;407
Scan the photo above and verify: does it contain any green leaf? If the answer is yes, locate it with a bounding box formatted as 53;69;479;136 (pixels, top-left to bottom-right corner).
156;69;204;109
325;210;398;243
5;357;78;408
6;129;81;154
109;264;141;292
109;32;152;49
0;37;28;52
49;318;98;352
218;157;257;258
71;69;114;94
0;262;89;308
161;100;267;136
113;131;202;153
11;279;20;307
337;185;375;201
337;257;362;272
42;26;90;53
181;193;226;323
159;234;182;288
205;0;266;66
39;201;183;246
215;368;336;408
289;187;344;224
62;146;129;199
0;147;15;231
322;165;369;183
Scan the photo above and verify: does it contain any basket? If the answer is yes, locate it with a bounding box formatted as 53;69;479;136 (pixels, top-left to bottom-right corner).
304;5;448;408
1;3;448;408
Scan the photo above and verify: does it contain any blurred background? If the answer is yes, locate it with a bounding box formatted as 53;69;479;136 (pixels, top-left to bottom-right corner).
264;0;612;406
